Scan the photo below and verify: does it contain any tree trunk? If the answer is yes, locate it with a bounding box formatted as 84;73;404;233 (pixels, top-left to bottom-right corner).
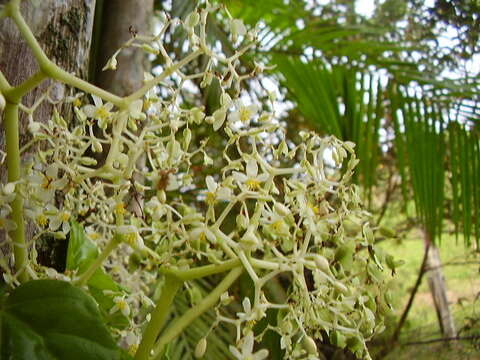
91;0;153;217
93;0;153;96
426;242;457;338
0;0;96;268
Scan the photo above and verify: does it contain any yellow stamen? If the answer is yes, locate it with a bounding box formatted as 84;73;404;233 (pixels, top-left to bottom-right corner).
61;212;70;222
206;191;216;205
37;214;48;227
239;108;252;122
115;202;126;215
245;179;261;190
95;105;111;120
72;98;82;107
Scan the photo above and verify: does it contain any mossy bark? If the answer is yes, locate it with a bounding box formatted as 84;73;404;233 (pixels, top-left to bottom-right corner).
0;0;96;269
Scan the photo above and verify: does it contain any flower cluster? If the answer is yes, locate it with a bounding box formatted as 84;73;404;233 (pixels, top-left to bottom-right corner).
0;2;395;359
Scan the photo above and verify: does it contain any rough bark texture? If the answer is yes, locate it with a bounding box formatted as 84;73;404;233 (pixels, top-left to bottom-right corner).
0;0;96;265
426;244;457;338
94;0;153;96
92;0;153;217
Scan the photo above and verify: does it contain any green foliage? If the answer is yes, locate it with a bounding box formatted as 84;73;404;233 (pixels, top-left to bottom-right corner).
0;280;130;360
67;221;129;329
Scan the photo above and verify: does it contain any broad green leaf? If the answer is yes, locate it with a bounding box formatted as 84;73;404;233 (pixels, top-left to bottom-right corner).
66;221;128;328
66;221;98;271
0;280;130;360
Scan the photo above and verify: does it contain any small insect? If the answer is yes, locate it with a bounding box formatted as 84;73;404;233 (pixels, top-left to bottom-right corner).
129;25;138;37
156;168;176;191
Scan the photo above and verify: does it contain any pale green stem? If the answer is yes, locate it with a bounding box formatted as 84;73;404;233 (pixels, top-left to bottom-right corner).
134;275;183;360
7;2;124;107
124;49;202;103
151;267;243;359
0;70;11;92
4;71;47;102
4;102;28;283
74;235;120;286
160;258;241;281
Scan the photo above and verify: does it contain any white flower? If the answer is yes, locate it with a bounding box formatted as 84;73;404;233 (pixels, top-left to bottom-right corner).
228;101;259;125
29;164;68;203
48;208;71;234
205;176;233;205
229;331;268;360
229;19;247;42
189;225;217;245
82;95;114;129
261;208;290;237
233;159;269;191
110;296;131;317
118;225;145;251
145;197;166;221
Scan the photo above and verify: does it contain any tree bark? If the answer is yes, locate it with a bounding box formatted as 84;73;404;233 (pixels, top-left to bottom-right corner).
0;0;96;267
426;243;457;338
94;0;153;96
91;0;153;217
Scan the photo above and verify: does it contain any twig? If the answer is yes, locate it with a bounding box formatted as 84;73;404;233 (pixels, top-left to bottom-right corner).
402;335;480;346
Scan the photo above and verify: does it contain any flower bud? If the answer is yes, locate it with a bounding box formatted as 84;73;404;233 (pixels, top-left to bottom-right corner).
303;335;317;355
185;12;200;29
194;338;207;358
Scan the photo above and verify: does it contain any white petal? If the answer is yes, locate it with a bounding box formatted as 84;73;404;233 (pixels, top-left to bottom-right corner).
227;111;240;124
247;104;259;115
256;173;269;182
233;172;247;183
253;349;269;360
92;95;102;107
46;164;58;179
206;176;217;192
246;159;258;177
229;345;242;359
242;297;252;313
82;105;96;118
130;99;143;114
242;331;255;353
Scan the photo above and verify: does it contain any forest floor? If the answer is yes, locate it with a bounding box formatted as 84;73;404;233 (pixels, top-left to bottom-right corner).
373;232;480;359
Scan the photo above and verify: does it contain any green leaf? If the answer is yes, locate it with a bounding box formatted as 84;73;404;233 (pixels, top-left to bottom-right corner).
66;221;129;328
66;221;98;271
0;280;130;360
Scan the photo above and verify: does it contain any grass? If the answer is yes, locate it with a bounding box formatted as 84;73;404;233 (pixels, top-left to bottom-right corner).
373;230;480;359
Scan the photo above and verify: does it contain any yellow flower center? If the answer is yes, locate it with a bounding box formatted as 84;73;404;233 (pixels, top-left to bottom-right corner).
72;98;82;107
239;108;252;122
61;212;70;222
95;106;111;120
246;178;261;190
42;176;53;189
272;219;285;232
206;191;216;205
115;202;126;215
126;232;137;247
128;344;139;356
89;232;100;240
37;214;48;227
307;202;320;215
117;300;128;311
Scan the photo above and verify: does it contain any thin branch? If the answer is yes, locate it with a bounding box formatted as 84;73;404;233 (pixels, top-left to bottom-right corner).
402;335;480;346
